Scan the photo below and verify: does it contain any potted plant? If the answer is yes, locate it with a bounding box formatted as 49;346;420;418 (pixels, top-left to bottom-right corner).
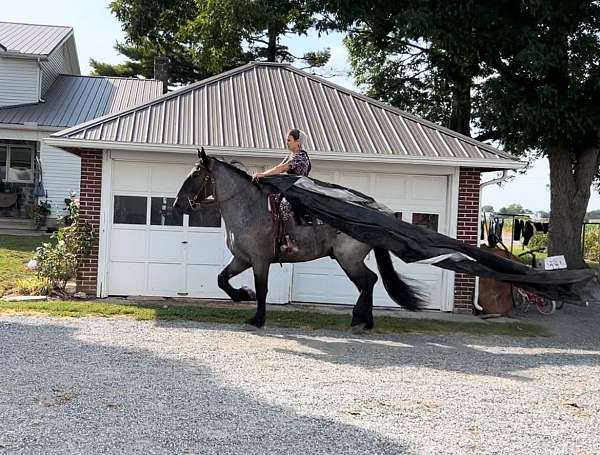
28;200;52;229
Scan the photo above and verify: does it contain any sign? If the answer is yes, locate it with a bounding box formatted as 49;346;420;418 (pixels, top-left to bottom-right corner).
544;255;567;270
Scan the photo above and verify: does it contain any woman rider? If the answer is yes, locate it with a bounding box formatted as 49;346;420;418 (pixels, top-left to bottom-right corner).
252;129;311;252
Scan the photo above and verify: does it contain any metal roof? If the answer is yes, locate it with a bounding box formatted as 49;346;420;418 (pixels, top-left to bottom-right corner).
0;75;163;129
51;62;517;164
0;22;72;56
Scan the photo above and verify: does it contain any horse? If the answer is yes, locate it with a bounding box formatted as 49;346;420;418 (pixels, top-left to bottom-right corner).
173;148;422;330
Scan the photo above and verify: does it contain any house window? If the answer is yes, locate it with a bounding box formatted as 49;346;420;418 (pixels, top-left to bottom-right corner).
412;213;439;232
0;144;34;183
150;197;183;226
114;195;147;224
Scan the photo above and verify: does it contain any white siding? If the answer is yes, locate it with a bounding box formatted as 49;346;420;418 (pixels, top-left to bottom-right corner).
40;36;80;95
0;57;39;107
40;48;65;95
39;142;80;217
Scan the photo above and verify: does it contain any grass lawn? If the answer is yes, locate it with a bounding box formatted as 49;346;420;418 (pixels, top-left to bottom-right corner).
0;235;50;296
0;299;550;337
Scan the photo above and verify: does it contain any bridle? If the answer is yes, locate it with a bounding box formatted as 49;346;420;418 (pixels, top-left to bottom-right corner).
186;162;252;211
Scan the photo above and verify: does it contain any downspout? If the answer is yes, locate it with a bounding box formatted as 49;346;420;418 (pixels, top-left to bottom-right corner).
474;170;510;311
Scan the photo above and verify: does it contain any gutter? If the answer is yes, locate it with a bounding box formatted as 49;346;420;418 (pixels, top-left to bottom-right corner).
473;170;511;311
43;138;525;170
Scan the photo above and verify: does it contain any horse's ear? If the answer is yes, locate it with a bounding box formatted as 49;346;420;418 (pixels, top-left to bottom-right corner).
198;147;209;166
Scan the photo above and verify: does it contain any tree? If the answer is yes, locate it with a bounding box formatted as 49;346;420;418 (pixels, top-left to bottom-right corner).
481;205;495;213
498;204;532;215
476;1;600;267
318;0;600;267
91;0;330;84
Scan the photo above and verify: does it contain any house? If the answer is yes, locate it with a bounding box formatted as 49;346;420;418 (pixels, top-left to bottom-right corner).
46;62;522;312
0;21;163;226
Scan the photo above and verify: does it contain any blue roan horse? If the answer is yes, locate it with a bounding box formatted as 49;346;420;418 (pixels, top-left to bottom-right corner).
174;149;422;330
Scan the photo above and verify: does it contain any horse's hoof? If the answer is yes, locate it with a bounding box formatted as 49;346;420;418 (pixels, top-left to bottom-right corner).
351;323;368;335
241;287;256;300
242;324;265;332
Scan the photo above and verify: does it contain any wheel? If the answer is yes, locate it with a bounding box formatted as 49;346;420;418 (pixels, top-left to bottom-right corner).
536;298;556;315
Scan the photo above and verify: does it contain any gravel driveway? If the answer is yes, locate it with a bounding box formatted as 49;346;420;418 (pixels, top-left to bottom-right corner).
1;304;599;455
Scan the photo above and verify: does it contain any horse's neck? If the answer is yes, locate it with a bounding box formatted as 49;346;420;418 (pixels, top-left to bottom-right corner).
213;163;267;224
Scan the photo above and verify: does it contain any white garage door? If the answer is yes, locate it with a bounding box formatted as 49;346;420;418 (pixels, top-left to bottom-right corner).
106;159;291;301
291;170;450;310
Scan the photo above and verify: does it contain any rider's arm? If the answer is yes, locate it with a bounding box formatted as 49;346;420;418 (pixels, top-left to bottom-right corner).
252;162;289;180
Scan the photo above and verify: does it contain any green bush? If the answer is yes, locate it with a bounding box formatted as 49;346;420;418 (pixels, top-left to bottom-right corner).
583;225;600;263
15;276;52;296
527;233;548;251
34;196;94;292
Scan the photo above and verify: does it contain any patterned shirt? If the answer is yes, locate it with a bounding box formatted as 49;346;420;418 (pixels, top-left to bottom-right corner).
285;150;311;176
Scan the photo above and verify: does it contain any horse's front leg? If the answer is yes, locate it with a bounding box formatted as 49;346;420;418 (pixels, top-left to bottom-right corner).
218;256;255;302
247;262;269;328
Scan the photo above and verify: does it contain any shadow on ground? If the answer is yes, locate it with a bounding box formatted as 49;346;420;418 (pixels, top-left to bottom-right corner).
0;318;412;455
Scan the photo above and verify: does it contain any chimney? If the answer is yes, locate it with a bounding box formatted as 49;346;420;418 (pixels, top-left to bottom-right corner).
154;56;170;94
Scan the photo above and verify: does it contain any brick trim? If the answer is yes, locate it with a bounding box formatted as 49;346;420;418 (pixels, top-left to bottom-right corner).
76;149;102;295
453;167;481;313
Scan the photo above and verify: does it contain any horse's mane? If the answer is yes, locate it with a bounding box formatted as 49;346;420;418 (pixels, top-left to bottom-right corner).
216;158;253;182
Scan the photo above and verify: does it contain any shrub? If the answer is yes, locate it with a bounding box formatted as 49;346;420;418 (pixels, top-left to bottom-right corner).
527;233;548;251
15;276;52;296
583;225;600;263
33;195;94;292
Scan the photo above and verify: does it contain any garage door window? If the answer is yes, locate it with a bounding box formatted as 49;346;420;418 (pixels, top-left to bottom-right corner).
412;213;438;232
114;196;147;224
150;197;183;226
189;206;221;228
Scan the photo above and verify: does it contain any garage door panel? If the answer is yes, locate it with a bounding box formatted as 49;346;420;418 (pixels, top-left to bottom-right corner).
148;230;186;262
412;176;446;200
186;265;227;297
149;263;186;294
110;229;147;261
113;162;148;192
151;164;189;194
292;170;449;310
187;231;225;265
109;262;146;295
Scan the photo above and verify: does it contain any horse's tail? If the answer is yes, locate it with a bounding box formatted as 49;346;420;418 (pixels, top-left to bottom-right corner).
374;247;423;311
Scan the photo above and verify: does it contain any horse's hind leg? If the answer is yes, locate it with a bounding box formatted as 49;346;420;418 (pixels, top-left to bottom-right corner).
335;246;378;330
218;256;255;302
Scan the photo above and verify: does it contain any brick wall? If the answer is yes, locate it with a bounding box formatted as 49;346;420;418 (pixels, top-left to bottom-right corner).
453;167;481;313
76;149;102;295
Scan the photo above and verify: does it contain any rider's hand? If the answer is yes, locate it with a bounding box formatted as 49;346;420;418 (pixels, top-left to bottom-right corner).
252;172;263;182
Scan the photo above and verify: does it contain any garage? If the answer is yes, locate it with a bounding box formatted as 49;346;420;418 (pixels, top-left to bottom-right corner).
46;62;521;312
103;154;453;309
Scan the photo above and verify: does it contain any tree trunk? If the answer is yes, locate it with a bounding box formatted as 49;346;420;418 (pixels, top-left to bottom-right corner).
548;145;599;268
448;79;471;136
266;27;277;62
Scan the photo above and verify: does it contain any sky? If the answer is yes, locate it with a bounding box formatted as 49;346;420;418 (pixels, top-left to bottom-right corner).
5;0;600;212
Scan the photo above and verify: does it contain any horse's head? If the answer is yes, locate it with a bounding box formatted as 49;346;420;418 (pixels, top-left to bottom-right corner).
173;148;215;214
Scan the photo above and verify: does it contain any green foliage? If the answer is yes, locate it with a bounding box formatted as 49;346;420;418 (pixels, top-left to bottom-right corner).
481;205;494;213
91;0;330;84
583;224;600;263
527;233;548;251
34;197;94;292
0;235;50;296
498;203;532;215
14;276;52;296
27;200;51;229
